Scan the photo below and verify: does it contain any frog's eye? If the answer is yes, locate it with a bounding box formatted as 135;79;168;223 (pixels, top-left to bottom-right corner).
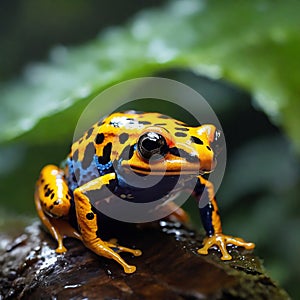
137;132;168;160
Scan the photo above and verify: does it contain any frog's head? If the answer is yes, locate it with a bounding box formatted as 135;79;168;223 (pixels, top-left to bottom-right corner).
120;123;222;176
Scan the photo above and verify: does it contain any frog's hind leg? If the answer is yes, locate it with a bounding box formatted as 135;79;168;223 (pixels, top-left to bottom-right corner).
35;165;81;253
73;173;141;274
165;201;189;224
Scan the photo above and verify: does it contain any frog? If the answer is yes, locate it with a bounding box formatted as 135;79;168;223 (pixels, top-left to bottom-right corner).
35;111;255;273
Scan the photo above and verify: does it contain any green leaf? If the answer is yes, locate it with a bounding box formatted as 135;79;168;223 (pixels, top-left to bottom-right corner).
1;0;300;152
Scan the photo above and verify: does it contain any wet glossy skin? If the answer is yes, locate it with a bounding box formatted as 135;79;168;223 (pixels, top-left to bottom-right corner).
35;111;255;273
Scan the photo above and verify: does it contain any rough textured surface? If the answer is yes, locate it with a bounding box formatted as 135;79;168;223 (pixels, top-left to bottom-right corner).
0;220;290;300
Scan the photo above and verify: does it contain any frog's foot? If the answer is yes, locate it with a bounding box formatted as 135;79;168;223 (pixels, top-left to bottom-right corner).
105;239;142;257
198;234;255;260
84;238;139;273
48;218;82;254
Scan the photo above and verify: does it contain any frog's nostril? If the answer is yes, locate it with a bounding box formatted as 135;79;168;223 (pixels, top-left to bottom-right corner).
211;129;223;156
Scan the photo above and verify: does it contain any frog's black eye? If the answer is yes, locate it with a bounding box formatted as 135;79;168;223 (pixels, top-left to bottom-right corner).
137;132;168;160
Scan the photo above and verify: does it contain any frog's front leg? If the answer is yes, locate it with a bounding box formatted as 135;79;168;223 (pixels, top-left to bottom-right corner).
194;176;255;260
73;173;141;274
35;165;82;253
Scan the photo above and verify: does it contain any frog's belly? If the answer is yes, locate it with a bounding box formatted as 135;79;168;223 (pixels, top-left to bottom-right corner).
112;174;184;203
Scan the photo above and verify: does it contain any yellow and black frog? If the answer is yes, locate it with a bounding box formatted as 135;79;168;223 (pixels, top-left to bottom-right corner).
35;111;255;273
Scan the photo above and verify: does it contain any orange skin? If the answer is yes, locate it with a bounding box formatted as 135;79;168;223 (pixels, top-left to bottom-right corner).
35;111;255;273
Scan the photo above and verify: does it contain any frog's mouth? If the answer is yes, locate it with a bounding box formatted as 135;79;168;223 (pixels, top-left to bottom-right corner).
126;165;198;176
121;151;216;176
126;165;214;176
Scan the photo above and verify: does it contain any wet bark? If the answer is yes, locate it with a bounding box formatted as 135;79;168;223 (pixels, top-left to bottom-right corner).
0;220;290;300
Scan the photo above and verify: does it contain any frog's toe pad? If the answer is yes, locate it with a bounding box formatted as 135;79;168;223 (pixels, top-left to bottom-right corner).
133;249;142;256
55;245;67;253
242;241;255;250
197;248;208;255
124;265;136;274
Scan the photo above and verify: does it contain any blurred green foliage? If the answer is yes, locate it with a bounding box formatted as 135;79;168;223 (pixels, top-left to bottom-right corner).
0;0;299;298
1;0;300;151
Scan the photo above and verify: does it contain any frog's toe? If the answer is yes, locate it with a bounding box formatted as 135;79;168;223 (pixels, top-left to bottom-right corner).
124;264;136;274
240;240;255;250
197;247;209;255
55;245;67;253
220;252;232;260
133;249;142;256
244;242;255;250
225;236;255;250
105;241;142;257
197;236;213;255
116;246;142;256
